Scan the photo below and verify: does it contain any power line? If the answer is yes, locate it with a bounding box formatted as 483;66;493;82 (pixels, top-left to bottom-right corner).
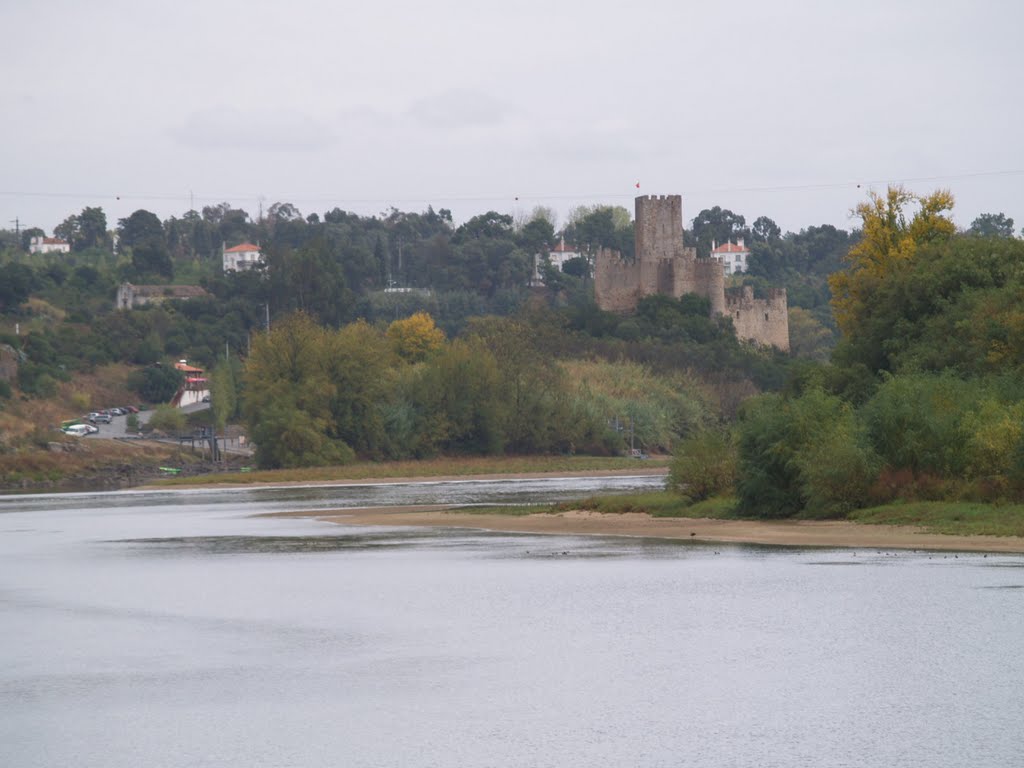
1;168;1021;209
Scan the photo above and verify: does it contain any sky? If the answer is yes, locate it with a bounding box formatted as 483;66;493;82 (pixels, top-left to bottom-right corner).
3;0;1023;237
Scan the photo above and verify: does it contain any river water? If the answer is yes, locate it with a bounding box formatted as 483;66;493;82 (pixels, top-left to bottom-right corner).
1;476;1022;767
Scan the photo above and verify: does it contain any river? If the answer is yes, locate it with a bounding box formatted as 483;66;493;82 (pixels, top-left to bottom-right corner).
1;476;1022;767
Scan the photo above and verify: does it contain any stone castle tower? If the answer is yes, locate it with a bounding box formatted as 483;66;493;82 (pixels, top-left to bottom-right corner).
594;195;789;351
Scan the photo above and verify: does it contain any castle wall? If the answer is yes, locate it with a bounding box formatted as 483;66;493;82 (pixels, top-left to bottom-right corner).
691;257;726;315
725;286;790;352
593;247;640;313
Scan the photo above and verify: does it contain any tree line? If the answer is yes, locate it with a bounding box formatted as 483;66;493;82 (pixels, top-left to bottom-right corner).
670;188;1024;515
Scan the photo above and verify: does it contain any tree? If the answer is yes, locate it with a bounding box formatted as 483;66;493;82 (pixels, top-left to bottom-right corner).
243;312;353;468
20;227;44;251
968;212;1015;238
386;311;446;362
130;364;183;403
76;207;111;251
455;211;514;241
415;339;504;454
668;430;736;501
0;262;37;311
324;320;394;456
751;216;781;242
120;209;172;279
53;215;80;246
829;186;955;342
517;217;555;255
210;358;241;431
566;206;634;257
787;307;833;361
691;206;748;257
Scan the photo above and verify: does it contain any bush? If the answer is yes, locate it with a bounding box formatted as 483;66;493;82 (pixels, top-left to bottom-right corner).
797;420;880;517
129;364;183;403
735;389;850;518
147;404;186;435
668;430;736;502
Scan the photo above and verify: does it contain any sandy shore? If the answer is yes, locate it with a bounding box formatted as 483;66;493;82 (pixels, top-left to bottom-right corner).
283;506;1024;553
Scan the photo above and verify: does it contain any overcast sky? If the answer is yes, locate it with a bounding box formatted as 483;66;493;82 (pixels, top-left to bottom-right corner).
4;0;1022;236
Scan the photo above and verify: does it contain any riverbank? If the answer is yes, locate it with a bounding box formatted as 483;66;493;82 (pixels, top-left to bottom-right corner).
288;506;1024;553
143;456;670;488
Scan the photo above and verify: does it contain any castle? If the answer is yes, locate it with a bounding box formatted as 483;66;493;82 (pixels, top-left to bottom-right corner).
594;195;789;351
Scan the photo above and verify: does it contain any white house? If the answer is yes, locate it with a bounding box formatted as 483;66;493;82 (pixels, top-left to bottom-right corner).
28;236;70;254
533;239;585;285
223;242;263;272
712;238;751;275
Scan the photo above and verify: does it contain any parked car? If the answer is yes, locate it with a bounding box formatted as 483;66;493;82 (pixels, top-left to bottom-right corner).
64;424;97;437
88;412;112;424
110;407;125;416
122;405;139;414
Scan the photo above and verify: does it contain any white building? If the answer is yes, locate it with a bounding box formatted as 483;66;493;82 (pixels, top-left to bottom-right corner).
712;238;751;275
533;239;585;285
28;236;70;254
223;242;263;272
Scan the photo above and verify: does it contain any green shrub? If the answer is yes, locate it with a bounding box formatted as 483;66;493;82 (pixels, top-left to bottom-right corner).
735;389;849;518
668;430;736;502
147;404;186;435
797;420;880;518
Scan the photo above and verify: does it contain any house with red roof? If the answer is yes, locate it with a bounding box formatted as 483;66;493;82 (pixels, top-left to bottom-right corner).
533;238;586;285
222;242;263;272
711;238;751;275
29;235;70;254
170;360;210;408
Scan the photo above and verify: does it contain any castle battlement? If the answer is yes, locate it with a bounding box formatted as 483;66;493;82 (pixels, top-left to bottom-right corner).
594;195;789;350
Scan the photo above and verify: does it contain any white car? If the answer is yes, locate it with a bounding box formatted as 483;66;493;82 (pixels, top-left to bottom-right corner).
64;424;98;437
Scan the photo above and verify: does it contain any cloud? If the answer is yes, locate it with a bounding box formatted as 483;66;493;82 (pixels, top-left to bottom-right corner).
172;107;335;152
407;89;512;130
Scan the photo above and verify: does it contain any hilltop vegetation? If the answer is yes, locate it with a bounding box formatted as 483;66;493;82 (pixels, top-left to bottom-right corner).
0;199;808;468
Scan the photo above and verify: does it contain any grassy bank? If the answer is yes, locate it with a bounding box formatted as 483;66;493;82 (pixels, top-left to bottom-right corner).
462;491;1024;539
849;502;1024;538
0;439;197;491
150;455;670;487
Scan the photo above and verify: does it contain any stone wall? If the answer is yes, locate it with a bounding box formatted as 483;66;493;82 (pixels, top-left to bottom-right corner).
593;247;641;313
724;286;790;352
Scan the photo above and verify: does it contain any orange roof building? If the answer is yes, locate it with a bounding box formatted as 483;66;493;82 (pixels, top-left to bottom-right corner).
711;238;751;275
223;242;263;272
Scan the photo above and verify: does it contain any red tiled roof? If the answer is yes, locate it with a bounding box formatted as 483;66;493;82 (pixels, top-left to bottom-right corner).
551;242;578;253
174;362;204;373
225;243;260;253
42;237;68;245
712;242;750;254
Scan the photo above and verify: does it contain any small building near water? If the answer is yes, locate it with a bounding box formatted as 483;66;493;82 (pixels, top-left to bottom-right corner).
170;360;210;408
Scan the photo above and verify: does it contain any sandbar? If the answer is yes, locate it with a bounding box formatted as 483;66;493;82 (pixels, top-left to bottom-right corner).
281;506;1024;554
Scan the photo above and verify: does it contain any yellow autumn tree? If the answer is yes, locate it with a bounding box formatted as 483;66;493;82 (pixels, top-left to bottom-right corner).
829;186;955;337
386;311;446;363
